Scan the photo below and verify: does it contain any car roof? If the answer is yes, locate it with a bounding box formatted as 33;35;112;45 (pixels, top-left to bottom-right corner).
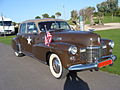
22;18;65;23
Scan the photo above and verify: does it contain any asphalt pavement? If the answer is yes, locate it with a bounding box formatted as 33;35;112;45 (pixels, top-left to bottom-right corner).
0;43;120;90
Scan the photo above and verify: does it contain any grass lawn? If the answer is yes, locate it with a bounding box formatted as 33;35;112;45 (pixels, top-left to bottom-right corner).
0;35;15;45
86;16;120;24
95;29;120;75
102;16;120;23
0;29;120;75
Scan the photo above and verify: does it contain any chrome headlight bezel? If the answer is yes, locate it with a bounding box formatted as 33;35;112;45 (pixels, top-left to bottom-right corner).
68;45;78;55
109;41;115;48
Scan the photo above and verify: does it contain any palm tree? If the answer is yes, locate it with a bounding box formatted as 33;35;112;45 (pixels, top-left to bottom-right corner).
42;13;49;18
51;15;55;18
55;12;61;18
35;16;41;19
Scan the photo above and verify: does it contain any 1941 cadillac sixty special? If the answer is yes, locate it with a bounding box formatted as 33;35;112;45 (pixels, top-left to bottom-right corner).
12;19;117;79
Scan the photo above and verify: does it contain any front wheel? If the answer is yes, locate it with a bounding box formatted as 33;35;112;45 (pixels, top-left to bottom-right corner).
49;53;68;79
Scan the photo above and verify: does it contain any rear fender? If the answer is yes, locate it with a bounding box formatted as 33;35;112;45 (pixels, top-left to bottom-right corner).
12;37;21;52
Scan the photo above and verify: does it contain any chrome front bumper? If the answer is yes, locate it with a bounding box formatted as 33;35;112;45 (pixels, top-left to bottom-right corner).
68;55;117;71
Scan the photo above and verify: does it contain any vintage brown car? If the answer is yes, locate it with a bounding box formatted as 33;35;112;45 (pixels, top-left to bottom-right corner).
12;19;116;79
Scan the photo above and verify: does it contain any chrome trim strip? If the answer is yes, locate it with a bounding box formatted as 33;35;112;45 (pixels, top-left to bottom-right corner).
100;55;117;61
86;46;100;49
68;63;98;71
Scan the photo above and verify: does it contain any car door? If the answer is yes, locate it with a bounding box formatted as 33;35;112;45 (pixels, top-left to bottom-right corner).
18;22;38;54
17;23;27;53
25;22;38;53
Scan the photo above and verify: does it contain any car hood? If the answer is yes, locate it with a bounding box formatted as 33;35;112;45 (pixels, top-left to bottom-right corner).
51;30;101;47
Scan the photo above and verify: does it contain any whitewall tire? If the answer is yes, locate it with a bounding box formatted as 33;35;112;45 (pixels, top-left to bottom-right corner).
49;53;68;79
14;44;24;57
14;51;23;57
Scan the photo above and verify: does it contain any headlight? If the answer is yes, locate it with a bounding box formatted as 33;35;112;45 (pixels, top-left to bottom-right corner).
109;41;114;48
68;45;78;55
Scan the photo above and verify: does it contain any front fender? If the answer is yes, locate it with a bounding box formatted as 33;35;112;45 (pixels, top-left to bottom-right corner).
32;42;72;68
50;42;74;68
101;38;113;55
101;38;111;45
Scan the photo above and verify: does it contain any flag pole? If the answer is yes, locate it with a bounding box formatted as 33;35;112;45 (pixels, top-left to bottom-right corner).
1;13;6;37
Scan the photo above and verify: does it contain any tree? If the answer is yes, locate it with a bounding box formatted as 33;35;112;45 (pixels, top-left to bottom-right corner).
107;0;119;19
71;10;78;21
97;2;108;15
70;10;79;30
12;22;16;26
79;7;95;25
97;0;119;19
42;13;49;18
86;7;95;25
35;16;41;19
51;15;55;18
55;12;61;18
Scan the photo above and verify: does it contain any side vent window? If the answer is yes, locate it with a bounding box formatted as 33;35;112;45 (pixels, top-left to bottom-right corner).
20;23;27;33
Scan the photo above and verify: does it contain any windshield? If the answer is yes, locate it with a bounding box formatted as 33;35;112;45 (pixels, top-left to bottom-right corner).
0;21;12;26
38;21;71;31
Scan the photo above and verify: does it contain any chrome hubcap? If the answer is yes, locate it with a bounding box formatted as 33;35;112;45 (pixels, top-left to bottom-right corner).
52;58;60;73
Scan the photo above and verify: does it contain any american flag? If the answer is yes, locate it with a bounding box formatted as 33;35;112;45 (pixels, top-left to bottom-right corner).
45;31;52;46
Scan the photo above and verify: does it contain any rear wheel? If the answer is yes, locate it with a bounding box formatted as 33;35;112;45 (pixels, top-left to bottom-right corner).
14;44;24;57
49;53;68;79
14;51;24;57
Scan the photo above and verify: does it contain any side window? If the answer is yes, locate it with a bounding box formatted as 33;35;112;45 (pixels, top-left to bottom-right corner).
51;23;59;29
27;22;38;33
59;22;70;30
20;23;27;33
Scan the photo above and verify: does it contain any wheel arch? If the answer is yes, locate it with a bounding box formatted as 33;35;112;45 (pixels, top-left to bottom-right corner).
45;42;71;68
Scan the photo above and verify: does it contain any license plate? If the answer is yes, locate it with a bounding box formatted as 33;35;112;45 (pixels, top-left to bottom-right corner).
98;59;113;68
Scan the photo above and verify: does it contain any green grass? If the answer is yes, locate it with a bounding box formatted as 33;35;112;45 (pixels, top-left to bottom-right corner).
0;35;15;45
95;29;120;75
86;16;120;24
0;29;120;75
102;16;120;23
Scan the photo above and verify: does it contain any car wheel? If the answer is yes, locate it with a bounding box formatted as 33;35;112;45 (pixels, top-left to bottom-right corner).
14;51;23;57
49;53;68;79
14;44;24;57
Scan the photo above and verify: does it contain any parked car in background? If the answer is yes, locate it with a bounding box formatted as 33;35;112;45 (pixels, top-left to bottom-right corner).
0;16;15;35
12;19;117;79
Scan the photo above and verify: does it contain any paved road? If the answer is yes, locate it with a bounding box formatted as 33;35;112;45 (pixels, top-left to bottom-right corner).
0;43;120;90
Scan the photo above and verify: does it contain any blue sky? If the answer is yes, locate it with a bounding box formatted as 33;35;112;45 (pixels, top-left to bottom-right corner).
0;0;119;22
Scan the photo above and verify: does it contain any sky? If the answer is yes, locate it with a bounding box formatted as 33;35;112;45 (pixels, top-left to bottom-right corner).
0;0;120;23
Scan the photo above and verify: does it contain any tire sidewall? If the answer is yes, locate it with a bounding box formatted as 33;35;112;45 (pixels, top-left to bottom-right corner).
49;54;63;79
14;51;19;57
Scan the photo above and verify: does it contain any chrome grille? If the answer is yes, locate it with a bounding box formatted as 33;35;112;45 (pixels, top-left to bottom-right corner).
80;46;101;63
102;48;107;56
